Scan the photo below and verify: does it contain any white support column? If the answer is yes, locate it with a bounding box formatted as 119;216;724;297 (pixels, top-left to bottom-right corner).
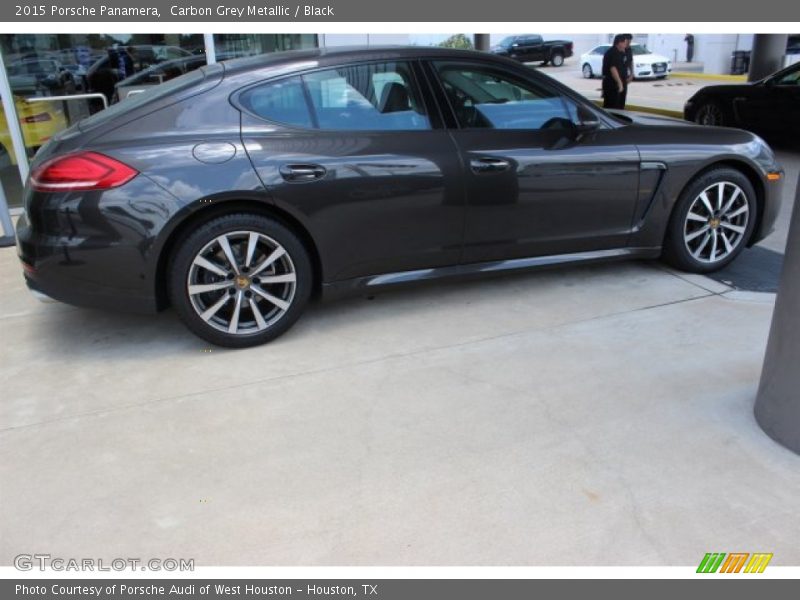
0;46;26;245
0;47;30;182
0;177;14;246
204;33;217;65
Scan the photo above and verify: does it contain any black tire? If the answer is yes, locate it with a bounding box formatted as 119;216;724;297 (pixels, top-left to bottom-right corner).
168;213;312;348
694;101;726;126
582;63;594;78
662;168;757;274
550;52;565;67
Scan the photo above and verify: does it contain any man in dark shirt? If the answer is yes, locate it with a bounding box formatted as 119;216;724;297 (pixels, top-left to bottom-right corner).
602;34;629;109
621;33;634;108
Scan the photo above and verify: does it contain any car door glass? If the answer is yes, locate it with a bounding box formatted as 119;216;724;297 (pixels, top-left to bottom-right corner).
303;61;430;131
238;75;313;129
434;63;572;130
774;68;800;85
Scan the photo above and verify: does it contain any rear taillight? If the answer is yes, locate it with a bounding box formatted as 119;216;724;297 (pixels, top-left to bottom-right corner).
30;152;138;193
21;112;52;123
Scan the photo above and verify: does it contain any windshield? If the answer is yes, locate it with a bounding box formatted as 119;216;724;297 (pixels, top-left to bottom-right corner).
631;45;651;56
497;37;514;48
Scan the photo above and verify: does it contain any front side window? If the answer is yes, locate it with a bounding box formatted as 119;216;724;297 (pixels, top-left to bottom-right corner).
434;62;572;130
303;61;430;131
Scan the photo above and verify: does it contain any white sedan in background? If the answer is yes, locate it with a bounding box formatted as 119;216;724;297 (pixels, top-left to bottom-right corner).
580;44;673;79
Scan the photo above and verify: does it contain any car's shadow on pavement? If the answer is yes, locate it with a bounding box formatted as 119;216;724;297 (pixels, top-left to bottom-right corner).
28;259;694;361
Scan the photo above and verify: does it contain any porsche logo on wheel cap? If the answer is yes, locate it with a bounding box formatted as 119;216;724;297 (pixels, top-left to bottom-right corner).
709;217;721;229
235;275;251;289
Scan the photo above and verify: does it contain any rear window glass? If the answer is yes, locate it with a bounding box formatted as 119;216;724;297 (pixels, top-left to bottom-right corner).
77;66;213;131
237;75;313;129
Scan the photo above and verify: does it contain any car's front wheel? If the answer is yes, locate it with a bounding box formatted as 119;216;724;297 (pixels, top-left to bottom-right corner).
169;213;312;347
662;168;757;273
694;101;725;126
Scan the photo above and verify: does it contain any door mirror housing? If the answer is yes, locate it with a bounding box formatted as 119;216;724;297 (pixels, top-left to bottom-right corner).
575;106;601;133
576;117;601;133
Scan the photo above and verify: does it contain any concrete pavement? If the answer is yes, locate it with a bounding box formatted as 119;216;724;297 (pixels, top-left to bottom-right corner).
1;78;798;566
2;240;800;565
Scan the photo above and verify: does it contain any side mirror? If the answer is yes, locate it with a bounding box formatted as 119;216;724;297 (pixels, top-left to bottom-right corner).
576;117;601;133
575;106;601;133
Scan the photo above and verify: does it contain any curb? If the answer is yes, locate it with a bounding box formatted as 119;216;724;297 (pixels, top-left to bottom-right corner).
671;71;747;82
591;100;684;119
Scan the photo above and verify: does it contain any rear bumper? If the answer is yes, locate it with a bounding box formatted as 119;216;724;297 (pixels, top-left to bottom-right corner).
14;175;175;314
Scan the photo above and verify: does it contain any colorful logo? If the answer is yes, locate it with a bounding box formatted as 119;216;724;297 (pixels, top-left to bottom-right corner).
697;552;773;573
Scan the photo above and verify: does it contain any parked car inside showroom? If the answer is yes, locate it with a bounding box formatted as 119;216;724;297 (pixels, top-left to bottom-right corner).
684;61;800;140
581;44;672;79
16;46;783;347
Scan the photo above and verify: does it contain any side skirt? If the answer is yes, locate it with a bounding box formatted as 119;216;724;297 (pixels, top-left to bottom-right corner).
321;246;662;301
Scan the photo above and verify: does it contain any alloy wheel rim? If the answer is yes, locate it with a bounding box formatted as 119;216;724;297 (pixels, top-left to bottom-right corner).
697;104;723;125
683;181;749;264
187;231;297;335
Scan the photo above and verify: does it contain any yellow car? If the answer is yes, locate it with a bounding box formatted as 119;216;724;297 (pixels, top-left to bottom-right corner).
0;97;68;165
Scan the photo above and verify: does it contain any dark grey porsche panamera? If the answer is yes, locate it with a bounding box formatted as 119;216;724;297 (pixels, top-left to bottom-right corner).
16;46;784;347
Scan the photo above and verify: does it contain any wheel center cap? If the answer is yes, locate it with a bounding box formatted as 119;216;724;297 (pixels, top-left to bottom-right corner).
709;217;721;229
235;275;251;289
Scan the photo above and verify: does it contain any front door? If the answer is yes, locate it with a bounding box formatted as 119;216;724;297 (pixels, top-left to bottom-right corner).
428;60;641;265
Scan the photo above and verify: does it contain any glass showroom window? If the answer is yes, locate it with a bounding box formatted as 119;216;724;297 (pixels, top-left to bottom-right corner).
0;33;204;207
213;34;318;60
0;33;318;209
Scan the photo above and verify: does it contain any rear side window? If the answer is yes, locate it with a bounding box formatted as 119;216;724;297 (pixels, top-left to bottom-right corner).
304;62;430;131
77;66;214;131
238;61;430;131
238;75;313;129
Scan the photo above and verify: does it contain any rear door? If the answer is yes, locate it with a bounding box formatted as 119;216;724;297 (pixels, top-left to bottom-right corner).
239;59;465;282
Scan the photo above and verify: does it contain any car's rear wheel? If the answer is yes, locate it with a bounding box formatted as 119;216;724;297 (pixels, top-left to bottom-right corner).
551;52;565;67
694;101;725;126
663;168;756;273
169;213;312;347
582;63;594;78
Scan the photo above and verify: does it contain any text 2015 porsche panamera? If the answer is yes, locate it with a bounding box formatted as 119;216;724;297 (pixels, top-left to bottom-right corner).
16;46;784;347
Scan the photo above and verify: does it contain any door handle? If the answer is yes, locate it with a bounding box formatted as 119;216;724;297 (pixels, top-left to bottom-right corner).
470;157;511;173
279;164;326;182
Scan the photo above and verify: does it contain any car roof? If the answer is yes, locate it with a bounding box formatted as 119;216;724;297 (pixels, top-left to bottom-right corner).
220;45;513;76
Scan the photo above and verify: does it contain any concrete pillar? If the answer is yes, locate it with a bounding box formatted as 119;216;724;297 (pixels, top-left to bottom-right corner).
748;34;788;81
474;34;490;52
755;174;800;455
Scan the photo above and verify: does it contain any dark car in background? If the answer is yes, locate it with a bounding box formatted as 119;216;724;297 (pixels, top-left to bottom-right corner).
17;47;784;347
490;35;574;66
684;61;800;140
